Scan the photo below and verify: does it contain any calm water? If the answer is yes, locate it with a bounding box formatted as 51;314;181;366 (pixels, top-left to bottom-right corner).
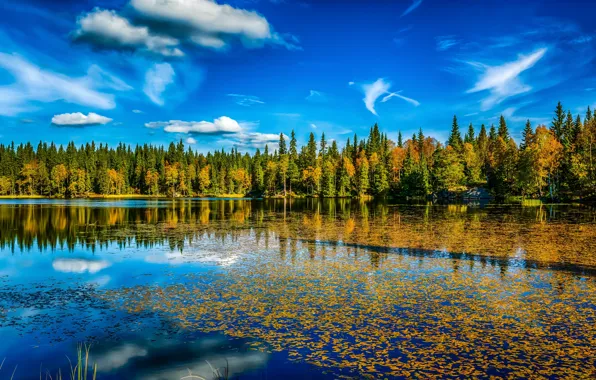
0;199;595;379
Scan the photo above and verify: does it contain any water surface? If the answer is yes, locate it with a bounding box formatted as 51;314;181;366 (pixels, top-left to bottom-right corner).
0;199;595;379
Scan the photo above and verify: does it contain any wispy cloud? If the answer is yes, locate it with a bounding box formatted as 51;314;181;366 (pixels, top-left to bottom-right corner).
466;48;547;110
362;78;419;116
401;0;423;17
227;94;265;106
0;53;117;116
381;92;420;107
306;90;326;102
435;35;460;51
143;63;175;106
570;35;593;45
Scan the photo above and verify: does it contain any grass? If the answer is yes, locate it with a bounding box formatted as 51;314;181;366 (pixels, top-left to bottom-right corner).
0;344;97;380
181;360;232;380
2;345;235;380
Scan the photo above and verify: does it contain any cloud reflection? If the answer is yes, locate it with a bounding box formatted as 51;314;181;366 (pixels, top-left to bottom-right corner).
52;258;111;274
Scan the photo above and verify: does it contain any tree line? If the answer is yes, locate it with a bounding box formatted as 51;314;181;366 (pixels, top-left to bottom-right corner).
0;101;594;200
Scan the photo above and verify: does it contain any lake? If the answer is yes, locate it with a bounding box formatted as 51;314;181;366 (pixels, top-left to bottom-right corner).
0;199;595;379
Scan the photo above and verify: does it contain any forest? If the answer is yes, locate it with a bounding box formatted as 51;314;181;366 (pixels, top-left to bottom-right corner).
0;102;594;200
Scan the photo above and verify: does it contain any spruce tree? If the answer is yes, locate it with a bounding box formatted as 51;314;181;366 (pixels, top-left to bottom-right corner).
278;133;287;155
289;130;298;159
464;123;475;145
573;114;582;144
498;115;510;141
489;124;497;142
551;101;565;139
397;131;403;148
563;111;574;148
447;115;463;150
306;133;317;167
520;120;534;151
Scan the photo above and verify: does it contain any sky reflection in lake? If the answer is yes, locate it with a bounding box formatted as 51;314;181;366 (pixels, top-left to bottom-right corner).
0;199;595;378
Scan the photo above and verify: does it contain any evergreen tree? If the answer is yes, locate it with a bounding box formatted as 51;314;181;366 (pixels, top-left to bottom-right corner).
521;120;534;151
464;123;475;145
551;101;565;139
498;115;510;141
306;133;317;167
278;133;287;155
447;115;463;150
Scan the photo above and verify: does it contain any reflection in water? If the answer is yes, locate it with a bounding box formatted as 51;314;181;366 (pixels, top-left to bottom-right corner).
52;258;111;273
1;198;594;270
104;237;596;378
88;337;269;379
0;199;595;378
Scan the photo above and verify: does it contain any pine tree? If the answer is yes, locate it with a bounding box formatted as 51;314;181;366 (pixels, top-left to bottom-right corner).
278;133;287;155
586;106;593;123
562;111;574;148
320;132;327;161
551;101;565;139
498;115;510;141
477;124;488;165
306;133;317;167
573;114;583;144
489;124;497;142
520;120;534;151
397;131;403;148
464;123;475;145
447;115;463;150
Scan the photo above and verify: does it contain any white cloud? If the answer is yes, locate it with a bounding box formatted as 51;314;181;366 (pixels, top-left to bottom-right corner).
228;132;285;149
51;112;113;126
146;116;242;134
191;34;227;50
52;258;111;274
401;0;423;17
0;53;116;116
435;35;460;51
144;63;175;106
227;94;265;106
130;0;300;50
86;64;133;91
306;90;326;102
467;48;547;110
92;344;148;371
310;123;317;129
570;35;593;44
362;78;419;116
186;137;197;144
348;81;355;86
73;8;184;57
363;79;389;115
132;109;144;114
381;92;420;107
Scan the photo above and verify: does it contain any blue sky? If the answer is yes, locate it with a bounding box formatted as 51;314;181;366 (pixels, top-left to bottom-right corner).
0;0;595;152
